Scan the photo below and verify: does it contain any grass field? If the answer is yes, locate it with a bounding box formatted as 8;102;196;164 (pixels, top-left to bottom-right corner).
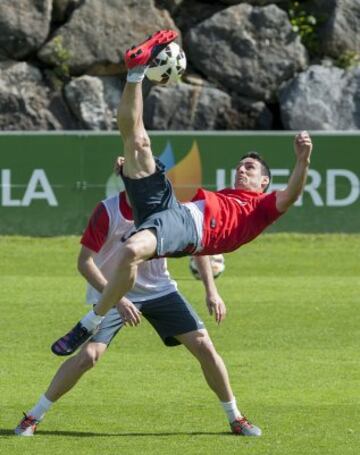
0;234;359;455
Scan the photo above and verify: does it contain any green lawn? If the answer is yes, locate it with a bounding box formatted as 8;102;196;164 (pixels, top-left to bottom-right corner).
0;234;359;455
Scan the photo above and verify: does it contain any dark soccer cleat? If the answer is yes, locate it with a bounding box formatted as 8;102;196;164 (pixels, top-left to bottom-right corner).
124;29;178;69
51;322;94;356
230;416;262;436
14;413;40;437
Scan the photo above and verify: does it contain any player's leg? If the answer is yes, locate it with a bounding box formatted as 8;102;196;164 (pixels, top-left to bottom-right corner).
93;229;157;317
119;30;178;180
118;81;156;179
176;329;261;436
46;341;107;401
51;229;158;356
14;342;107;436
17;308;123;436
176;329;233;402
141;292;260;436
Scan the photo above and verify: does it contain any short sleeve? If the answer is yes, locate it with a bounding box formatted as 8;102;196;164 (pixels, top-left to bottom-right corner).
259;191;283;224
80;202;109;252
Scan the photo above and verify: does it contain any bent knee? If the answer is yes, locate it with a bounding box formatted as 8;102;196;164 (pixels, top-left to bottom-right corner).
122;240;143;263
190;332;218;360
122;233;157;262
77;344;105;370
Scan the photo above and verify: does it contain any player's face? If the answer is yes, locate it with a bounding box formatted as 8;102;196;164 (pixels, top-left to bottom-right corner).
235;158;268;192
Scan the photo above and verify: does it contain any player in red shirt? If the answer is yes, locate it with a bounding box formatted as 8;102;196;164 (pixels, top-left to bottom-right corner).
52;30;313;361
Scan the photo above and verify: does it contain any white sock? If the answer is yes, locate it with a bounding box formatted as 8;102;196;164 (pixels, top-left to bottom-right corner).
126;65;148;83
28;394;53;421
221;397;242;423
80;309;105;331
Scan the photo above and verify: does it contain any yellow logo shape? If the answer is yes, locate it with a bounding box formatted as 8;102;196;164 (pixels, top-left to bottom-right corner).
167;141;202;202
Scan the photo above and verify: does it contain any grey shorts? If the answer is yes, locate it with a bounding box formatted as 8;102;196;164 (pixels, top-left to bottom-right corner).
90;291;205;347
121;159;200;257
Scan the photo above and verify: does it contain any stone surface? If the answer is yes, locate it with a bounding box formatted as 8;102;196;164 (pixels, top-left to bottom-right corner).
0;0;52;60
38;0;178;75
100;76;123;129
143;82;272;130
279;64;360;130
221;0;285;4
313;0;360;58
184;3;308;102
168;0;225;34
155;0;183;15
52;0;83;23
0;61;67;130
0;0;359;131
64;75;113;129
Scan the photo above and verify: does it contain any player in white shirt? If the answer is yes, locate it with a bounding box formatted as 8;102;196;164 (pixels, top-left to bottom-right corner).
15;191;259;437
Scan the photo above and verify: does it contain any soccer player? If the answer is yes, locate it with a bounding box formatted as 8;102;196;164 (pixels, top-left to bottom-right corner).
52;30;313;364
15;190;261;437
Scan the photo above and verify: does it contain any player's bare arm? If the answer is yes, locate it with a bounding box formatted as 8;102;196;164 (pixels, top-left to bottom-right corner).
193;256;226;324
275;131;313;213
78;245;108;293
78;246;141;326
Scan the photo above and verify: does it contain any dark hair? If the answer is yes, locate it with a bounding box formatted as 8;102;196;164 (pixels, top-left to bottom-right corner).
239;151;271;192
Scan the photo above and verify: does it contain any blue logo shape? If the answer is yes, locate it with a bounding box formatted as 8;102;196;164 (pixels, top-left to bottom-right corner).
158;141;175;171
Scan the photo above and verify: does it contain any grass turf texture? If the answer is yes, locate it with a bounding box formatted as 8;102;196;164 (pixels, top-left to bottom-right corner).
0;234;359;455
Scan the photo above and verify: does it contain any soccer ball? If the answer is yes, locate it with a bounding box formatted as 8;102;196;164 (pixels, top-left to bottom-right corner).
146;42;187;85
189;254;225;280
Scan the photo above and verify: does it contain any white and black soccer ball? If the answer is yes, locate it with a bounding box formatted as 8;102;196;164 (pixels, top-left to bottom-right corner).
189;254;226;280
146;42;187;85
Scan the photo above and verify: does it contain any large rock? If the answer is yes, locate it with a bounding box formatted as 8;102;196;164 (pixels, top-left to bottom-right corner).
143;82;272;130
38;0;178;75
100;76;123;129
64;75;114;130
279;64;360;130
313;0;360;58
184;3;308;101
0;0;52;60
0;61;73;130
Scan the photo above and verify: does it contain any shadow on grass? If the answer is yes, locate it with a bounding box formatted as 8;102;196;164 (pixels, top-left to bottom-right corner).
1;428;230;437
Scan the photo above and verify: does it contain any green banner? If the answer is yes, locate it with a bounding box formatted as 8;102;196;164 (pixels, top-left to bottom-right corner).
0;132;359;235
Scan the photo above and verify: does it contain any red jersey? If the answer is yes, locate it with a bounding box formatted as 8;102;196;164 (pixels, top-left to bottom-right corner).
192;188;283;255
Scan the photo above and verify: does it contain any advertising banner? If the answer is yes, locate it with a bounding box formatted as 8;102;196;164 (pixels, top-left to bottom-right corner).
0;132;359;235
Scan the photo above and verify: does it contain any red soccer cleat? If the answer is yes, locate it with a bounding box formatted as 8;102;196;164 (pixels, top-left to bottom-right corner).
230;416;262;436
124;29;178;69
14;413;40;436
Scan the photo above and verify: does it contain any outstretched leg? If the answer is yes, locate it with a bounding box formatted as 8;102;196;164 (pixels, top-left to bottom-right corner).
51;31;180;357
118;29;178;179
93;73;164;314
118;82;156;179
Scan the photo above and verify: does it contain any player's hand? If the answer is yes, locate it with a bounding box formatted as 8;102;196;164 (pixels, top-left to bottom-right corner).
206;292;226;325
294;131;312;164
116;297;141;327
114;156;125;176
